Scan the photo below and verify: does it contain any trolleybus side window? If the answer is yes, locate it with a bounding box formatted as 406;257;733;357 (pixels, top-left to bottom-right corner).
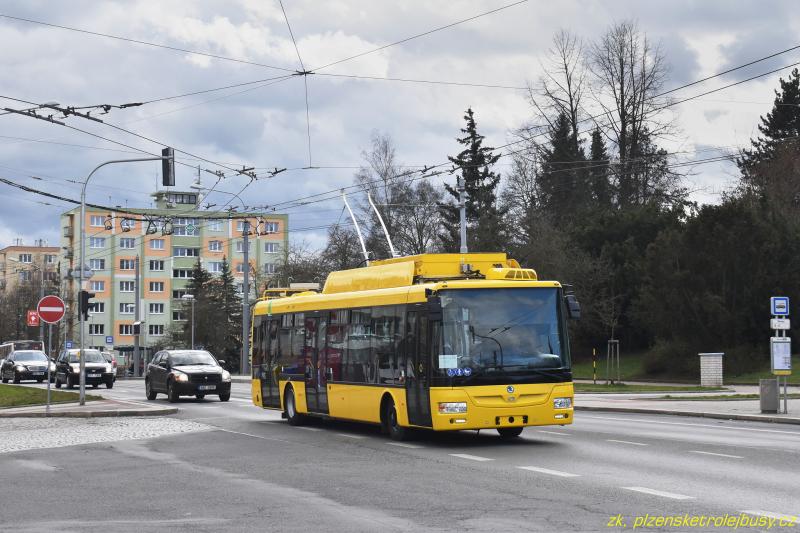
292;313;305;374
374;306;404;385
251;316;264;378
344;308;371;383
277;314;295;373
327;310;347;381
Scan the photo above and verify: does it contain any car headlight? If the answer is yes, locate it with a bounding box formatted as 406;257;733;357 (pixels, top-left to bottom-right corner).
49;362;55;371
173;372;188;382
553;397;572;409
15;365;26;372
221;370;231;382
106;364;113;373
438;402;467;414
70;364;81;373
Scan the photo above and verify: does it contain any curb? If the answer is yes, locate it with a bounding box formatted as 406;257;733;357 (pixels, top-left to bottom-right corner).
0;407;178;419
575;405;800;425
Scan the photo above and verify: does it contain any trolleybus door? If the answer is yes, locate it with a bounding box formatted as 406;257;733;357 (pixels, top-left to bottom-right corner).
405;310;433;427
304;315;330;414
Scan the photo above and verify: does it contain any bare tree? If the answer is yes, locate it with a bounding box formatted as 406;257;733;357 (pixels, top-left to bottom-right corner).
392;180;444;255
322;224;365;271
588;20;674;207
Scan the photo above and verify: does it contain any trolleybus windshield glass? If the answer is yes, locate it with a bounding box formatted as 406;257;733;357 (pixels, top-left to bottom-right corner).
438;288;569;380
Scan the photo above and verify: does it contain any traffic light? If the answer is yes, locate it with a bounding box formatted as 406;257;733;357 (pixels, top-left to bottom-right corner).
162;147;175;186
78;290;96;321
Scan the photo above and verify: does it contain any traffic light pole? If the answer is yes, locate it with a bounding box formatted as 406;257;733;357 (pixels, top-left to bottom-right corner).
78;156;173;405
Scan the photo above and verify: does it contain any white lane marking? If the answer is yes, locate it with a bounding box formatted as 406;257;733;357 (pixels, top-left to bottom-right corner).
538;430;571;436
230;398;251;403
621;487;694;500
296;427;320;431
449;453;493;462
581;415;800;436
337;433;366;439
690;450;743;459
741;510;799;521
386;442;423;449
214;428;292;443
517;466;579;477
607;439;648;446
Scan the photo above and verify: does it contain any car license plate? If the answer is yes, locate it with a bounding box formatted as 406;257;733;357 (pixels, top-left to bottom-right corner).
88;373;100;378
32;372;44;376
198;384;216;391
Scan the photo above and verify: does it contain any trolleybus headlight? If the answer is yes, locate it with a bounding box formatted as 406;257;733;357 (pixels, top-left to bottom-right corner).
221;370;231;382
553;397;572;409
438;402;467;414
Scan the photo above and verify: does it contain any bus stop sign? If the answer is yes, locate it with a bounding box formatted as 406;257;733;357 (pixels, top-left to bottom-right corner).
771;296;790;316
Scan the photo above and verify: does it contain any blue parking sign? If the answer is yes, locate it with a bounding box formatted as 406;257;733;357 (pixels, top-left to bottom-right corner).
105;336;114;345
65;341;73;348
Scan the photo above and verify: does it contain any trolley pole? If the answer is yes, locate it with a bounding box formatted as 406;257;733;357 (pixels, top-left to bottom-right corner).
457;177;467;254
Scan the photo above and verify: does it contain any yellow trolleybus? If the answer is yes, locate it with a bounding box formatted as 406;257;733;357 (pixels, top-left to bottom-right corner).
250;253;579;440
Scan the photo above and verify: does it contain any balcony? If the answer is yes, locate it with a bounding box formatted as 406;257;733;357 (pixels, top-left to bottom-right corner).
63;226;74;237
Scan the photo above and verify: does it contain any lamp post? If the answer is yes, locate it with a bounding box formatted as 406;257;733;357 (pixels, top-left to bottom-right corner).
181;294;195;349
78;156;172;406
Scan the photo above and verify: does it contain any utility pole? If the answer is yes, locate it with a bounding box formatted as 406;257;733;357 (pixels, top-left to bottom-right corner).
133;255;140;377
457;176;468;254
39;267;45;343
242;220;250;376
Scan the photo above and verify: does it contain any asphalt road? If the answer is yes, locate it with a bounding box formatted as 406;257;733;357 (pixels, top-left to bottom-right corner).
2;379;799;532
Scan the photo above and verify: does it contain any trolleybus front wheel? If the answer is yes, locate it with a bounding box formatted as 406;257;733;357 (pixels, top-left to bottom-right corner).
284;387;306;426
384;399;410;441
497;427;523;439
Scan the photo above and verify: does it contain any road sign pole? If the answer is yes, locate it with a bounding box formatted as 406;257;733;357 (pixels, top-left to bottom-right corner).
47;323;52;415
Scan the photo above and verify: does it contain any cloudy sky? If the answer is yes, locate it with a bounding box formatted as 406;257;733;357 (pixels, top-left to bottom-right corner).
1;0;799;251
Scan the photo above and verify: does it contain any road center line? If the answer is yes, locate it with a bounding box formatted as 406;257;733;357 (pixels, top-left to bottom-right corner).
621;487;694;500
386;442;423;449
337;433;365;439
538;430;571;436
517;466;579;477
690;450;743;459
296;427;321;431
581;415;800;436
607;439;648;446
449;453;494;462
741;510;799;521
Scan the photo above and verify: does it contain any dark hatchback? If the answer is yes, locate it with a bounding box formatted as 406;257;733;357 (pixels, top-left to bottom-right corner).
54;349;115;389
145;350;231;402
0;350;52;383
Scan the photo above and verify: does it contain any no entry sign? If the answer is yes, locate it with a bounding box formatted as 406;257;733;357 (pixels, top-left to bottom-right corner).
37;295;66;324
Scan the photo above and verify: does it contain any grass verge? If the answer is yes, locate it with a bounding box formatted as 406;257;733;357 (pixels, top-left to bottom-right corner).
656;393;800;401
0;384;101;409
574;383;728;393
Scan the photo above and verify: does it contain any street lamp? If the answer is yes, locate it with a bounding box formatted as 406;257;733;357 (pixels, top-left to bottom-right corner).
181;294;195;349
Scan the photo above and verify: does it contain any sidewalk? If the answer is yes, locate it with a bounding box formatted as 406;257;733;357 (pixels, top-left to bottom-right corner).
575;384;800;425
0;398;178;418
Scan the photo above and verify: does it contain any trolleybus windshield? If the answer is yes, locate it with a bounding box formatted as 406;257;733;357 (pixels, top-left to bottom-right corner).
437;288;570;383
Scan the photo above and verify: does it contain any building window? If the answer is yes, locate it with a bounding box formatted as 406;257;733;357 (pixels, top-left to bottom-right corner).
172;310;187;321
150;239;164;250
235;241;251;253
90;215;105;227
120;281;135;292
90;280;105;292
119;324;133;335
236;263;244;274
120;218;135;230
149;260;164;271
90;237;105;248
172;289;188;299
208;220;222;231
148;324;164;336
18;253;32;263
208;261;223;273
173;269;192;279
167;193;197;205
119;259;135;270
236;283;243;293
263;263;277;274
89;259;105;271
45;254;56;264
149;303;164;314
89;324;105;335
19;271;32;281
208;240;223;252
90;302;105;313
264;222;279;233
149;281;164;292
119;303;134;314
237;220;256;233
264;242;279;253
120;238;135;249
173;247;199;257
173;218;199;236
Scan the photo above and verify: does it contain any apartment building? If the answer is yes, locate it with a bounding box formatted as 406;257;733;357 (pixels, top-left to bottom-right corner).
59;190;288;357
0;239;59;293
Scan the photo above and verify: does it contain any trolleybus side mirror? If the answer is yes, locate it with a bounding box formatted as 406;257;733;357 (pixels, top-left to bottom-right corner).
428;295;442;321
565;294;581;320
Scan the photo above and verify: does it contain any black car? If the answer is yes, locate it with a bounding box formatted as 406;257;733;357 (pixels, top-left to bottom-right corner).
0;350;52;383
54;349;115;389
145;350;231;402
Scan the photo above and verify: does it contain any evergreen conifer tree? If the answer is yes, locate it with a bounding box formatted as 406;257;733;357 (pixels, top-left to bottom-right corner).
210;256;242;370
539;111;587;221
438;108;506;252
589;127;611;207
